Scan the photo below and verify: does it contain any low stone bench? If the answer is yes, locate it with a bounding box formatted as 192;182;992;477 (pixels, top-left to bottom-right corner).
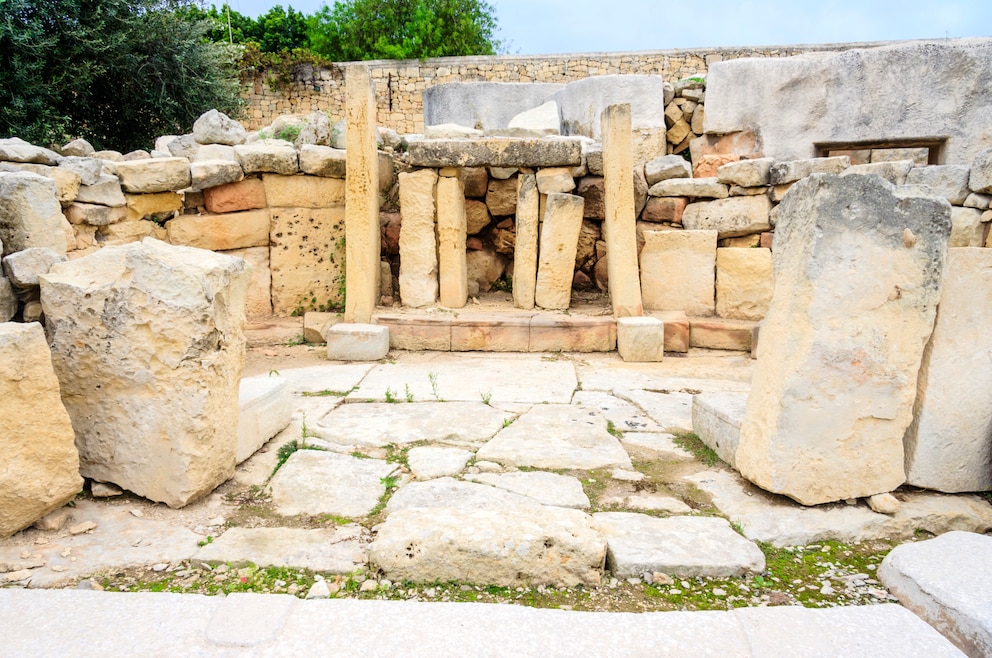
692;391;748;468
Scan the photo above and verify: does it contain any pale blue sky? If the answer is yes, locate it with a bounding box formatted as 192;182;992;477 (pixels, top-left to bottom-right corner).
222;0;988;55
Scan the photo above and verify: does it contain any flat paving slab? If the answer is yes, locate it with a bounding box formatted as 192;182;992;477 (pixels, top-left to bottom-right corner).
465;471;591;509
277;363;374;394
193;526;367;573
407;447;475;479
615;389;695;432
386;477;540;512
0;590;965;657
572;391;663;432
880;531;992;658
576;352;752;394
477;404;633;470
270;450;399;518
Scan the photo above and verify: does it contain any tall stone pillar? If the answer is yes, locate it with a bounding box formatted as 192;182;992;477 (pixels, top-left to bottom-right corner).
535;193;584;310
437;175;468;308
513;172;539;309
344;65;380;323
601;104;643;317
398;169;438;307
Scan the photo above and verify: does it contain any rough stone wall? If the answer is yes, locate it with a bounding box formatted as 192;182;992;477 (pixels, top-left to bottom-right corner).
241;42;886;134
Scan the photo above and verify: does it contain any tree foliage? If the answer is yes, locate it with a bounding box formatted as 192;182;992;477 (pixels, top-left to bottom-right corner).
0;0;243;151
308;0;503;61
177;4;311;53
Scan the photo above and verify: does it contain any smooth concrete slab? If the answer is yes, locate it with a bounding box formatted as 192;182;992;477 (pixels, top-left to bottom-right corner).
465;471;591;509
193;526;366;573
348;354;577;403
0;590;964;657
276;363;374;395
477;404;633;470
572;391;663;433
314;401;509;448
685;470;992;548
880;531;992;658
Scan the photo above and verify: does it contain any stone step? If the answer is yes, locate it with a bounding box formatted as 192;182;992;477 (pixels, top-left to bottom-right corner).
688;316;758;352
691;391;748;468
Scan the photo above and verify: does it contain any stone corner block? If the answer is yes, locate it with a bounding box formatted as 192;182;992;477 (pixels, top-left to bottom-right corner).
616;316;664;362
326;323;389;361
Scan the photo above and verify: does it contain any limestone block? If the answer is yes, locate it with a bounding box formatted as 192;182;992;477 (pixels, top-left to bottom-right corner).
114;158;190;194
374;313;450;351
486;177;518;216
717;158;774;187
644;310;690;352
237;375;291;463
576;176;605;220
234;141;298;175
506;100;560;136
166;210;269;251
736;174;952;506
294;111;333;148
193;109;247;146
905;248;992;492
633;166;648;216
0;277;16;321
641;197;687;224
125;192;182;223
424;124;482;139
535;193;584;310
459;167;488;198
512;173;540;310
408;136;583;168
190;160;244;190
40;238;250;508
269;207;345;316
436;176;468;308
2;247;66;287
344;66;380;324
529;315;615;352
644;155;692;185
536;167;575;194
451;313;529;351
682;196;772;238
422;81;565;133
0;172;68;256
648;177;728;199
640;230;717;316
948;207;985;247
964;193;991;210
298;145;347;178
0;162;81;203
692;392;748;468
204;178;267;214
398;169;439;308
841;160;914;185
222;246;272;316
0;137;60;165
768;156;851;185
970;148;992;193
96;218;159;245
689;318;756;350
192;144;237;163
602;104;644;318
617;317;664;362
0;323;83;537
905;165;971;205
326;323;389;361
75;173;126;207
64;203;127;227
464;200;491;234
261;174;345;209
466;248;507;292
302;311;339;343
575;219;600;270
62;138;94;157
716;248;774;320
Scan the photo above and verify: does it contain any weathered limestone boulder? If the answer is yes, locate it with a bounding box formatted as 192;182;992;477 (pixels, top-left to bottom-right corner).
736;174;952;505
398;170;439;308
62;138;95;157
841;160;914;186
0;277;16;321
642;197;687;224
204;179;267;213
423;123;483;139
717;158;774;188
166;210;270;251
2;247;67;288
535;167;575;194
554;75;666;145
0;137;60;165
970;148;992;193
486;177;518;216
769;156;850;185
189;160;244;190
58;156;103;185
299;145;347;178
75;173;126;207
65;202;125;227
535;193;584;310
576;176;605;220
262;174;344;209
0;172;67;256
193;109;248;146
681;196;772;238
648;178;728;199
0;323;82;537
464;199;491;234
234;141;298;175
223;246;272;316
114;158;191;194
904;248;992;492
0;161;81;204
715;248;774;320
237;375;291;464
640;230;717;316
905;165;972;205
192;144;237;162
644;155;692;185
40;238;250;508
948;207;986;247
294;111;333;148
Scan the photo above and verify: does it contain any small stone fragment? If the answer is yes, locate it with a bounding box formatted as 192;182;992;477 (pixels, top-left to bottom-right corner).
68;521;97;535
90;482;123;498
868;493;901;515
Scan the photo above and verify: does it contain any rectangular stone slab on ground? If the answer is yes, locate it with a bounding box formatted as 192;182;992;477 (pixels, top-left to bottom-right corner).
735;174;951;505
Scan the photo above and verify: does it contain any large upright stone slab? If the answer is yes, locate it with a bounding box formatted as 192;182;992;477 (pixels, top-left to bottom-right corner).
436;176;467;308
0;323;82;537
535;193;583;310
40;239;250;508
705;39;992;164
601;104;644;318
344;65;380;323
736;174;952;505
398;170;438;307
512;173;539;309
905;248;992;492
640;230;717;316
0;172;66;256
422;81;565;132
716;247;774;320
269;207;345;316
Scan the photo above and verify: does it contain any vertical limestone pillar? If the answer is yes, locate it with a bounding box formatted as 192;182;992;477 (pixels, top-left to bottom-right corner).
398;169;439;307
535;193;584;310
513;172;539;309
344;65;380;323
436;175;468;308
601;104;643;317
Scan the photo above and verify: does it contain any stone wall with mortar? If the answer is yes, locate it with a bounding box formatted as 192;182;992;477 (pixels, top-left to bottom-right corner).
241;41;893;134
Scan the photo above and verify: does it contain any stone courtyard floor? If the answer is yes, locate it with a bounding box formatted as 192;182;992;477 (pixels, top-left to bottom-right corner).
1;336;988;655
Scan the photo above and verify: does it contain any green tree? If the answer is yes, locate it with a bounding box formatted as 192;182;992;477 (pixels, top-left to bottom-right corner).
0;0;243;151
309;0;503;61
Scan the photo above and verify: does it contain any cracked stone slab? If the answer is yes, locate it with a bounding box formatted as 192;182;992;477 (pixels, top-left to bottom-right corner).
277;364;374;395
193;526;366;573
686;469;992;547
348;355;576;404
270;450;398;518
572;391;662;432
621;432;695;460
615;389;694;432
575;354;752;394
476;404;633;470
598;493;692;514
407;447;475;479
464;471;590;509
314;401;507;448
592;512;765;578
387;477;540;512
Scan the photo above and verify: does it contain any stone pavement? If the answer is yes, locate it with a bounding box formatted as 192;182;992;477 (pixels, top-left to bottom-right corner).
0;590;965;657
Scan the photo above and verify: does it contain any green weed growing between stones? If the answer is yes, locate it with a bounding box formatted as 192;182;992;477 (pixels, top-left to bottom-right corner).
671;431;720;467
